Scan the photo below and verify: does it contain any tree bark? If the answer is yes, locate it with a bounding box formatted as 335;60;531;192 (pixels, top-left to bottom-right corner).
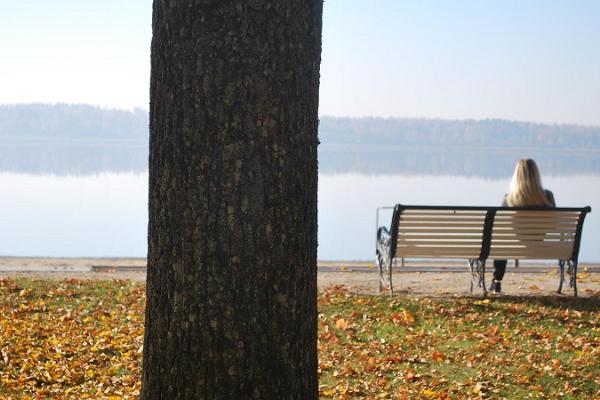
141;1;322;399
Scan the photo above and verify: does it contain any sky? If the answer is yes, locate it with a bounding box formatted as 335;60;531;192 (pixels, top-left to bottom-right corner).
1;1;599;126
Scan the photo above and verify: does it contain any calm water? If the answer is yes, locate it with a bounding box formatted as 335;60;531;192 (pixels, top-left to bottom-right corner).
1;171;598;261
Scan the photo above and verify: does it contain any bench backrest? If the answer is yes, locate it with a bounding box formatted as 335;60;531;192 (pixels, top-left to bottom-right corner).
489;209;585;260
389;205;591;262
393;207;489;259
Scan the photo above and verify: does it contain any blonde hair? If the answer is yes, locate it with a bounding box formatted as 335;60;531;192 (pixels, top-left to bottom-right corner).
505;159;551;207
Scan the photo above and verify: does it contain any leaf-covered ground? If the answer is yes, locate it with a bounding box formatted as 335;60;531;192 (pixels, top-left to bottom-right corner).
318;286;600;399
1;278;599;399
0;278;144;399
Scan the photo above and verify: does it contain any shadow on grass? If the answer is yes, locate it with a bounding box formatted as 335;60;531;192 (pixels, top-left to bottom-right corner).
488;294;600;312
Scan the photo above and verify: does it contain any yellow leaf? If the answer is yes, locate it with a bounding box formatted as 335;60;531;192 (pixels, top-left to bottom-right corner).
336;318;349;330
472;382;484;394
421;389;439;398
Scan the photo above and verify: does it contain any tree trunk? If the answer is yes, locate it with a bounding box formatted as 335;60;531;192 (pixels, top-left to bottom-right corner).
141;1;322;399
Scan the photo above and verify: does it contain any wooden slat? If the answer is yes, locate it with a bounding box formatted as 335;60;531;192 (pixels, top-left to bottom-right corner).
495;211;581;217
489;250;572;258
492;233;574;238
492;235;575;240
490;244;573;250
396;243;481;247
490;252;573;258
489;252;572;259
493;232;577;237
397;240;481;249
491;239;575;243
396;251;481;257
493;225;577;230
491;227;577;234
492;233;575;239
493;221;578;226
397;254;478;259
403;210;487;215
489;249;571;254
400;216;486;222
398;234;483;240
397;245;480;251
492;242;570;250
495;215;580;220
496;211;580;216
398;228;484;233
494;220;579;226
492;246;572;252
489;242;573;249
494;238;574;245
399;222;485;228
490;254;570;260
396;249;479;259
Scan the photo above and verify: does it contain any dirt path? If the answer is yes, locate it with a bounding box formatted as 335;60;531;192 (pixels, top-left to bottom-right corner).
2;257;599;297
317;270;600;297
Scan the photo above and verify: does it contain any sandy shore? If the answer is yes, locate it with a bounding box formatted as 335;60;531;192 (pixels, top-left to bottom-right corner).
1;257;599;297
0;256;147;268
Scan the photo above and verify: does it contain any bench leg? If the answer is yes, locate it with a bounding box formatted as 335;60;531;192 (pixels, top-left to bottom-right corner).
388;257;394;295
376;252;384;293
568;260;578;297
479;260;487;297
376;252;394;295
468;259;475;293
468;259;487;296
558;260;565;294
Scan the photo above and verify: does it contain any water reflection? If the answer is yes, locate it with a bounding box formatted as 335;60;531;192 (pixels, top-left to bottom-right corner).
0;173;147;257
0;172;597;261
0;139;598;260
320;144;600;177
0;139;147;175
2;139;600;178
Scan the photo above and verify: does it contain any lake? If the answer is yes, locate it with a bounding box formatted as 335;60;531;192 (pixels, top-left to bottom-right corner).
1;147;598;262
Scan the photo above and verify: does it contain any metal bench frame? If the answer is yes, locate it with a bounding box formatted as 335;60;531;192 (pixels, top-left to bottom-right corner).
376;204;591;296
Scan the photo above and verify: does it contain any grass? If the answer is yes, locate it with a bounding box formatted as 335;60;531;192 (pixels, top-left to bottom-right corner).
1;277;599;399
318;287;600;399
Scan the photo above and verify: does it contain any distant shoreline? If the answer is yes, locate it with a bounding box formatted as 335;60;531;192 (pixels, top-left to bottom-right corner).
2;256;599;297
3;138;600;154
2;256;598;269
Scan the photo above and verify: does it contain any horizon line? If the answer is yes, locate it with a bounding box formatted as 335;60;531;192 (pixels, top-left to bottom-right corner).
2;102;599;129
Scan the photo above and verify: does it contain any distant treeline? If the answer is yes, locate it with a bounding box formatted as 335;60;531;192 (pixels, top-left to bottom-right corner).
0;104;147;140
2;104;600;148
320;117;600;149
1;104;599;176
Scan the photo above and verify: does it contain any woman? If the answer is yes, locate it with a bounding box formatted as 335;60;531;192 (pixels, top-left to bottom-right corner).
491;158;556;293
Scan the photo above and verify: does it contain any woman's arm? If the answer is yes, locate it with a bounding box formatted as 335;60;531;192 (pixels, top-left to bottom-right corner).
545;190;556;207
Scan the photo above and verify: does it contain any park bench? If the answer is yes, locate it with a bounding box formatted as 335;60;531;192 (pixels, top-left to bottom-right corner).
376;205;591;296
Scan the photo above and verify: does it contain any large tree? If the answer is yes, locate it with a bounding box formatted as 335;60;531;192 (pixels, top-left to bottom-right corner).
141;1;323;399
